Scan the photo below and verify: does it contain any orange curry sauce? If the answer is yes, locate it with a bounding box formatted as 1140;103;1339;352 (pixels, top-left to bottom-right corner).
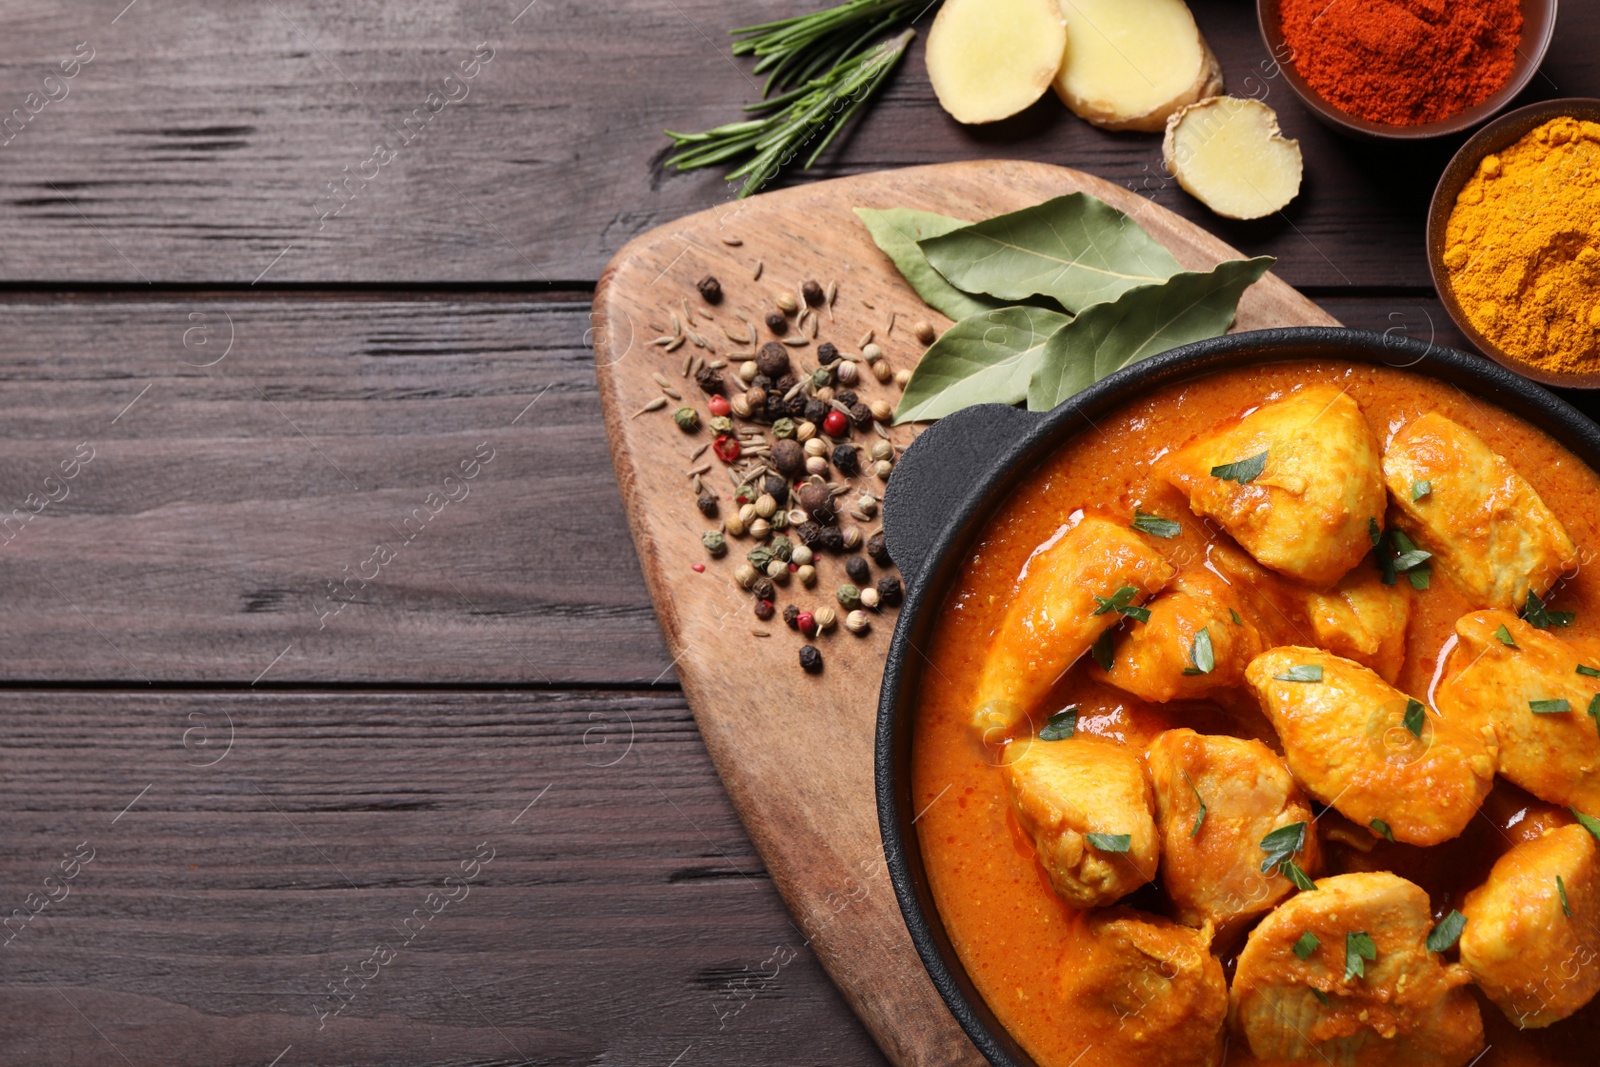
911;361;1600;1066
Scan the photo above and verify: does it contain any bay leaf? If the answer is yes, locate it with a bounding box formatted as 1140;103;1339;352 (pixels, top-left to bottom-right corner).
893;305;1073;424
854;207;1009;322
919;193;1185;312
1025;256;1275;412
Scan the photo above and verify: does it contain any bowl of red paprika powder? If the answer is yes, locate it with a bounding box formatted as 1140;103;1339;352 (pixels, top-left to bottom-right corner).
1257;0;1557;139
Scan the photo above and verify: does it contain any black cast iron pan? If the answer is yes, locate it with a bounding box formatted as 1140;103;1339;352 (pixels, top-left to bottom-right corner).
874;326;1600;1067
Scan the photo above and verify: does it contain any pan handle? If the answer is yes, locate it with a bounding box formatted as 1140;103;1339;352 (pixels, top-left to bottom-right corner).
882;403;1043;588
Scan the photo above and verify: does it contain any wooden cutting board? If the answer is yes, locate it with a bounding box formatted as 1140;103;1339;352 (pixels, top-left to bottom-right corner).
592;160;1338;1066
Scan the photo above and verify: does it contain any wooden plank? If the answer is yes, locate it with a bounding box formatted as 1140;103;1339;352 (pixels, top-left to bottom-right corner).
0;294;671;684
0;0;1592;286
0;688;887;1067
593;160;1340;1067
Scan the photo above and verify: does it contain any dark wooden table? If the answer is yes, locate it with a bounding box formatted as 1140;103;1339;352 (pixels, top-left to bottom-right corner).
2;2;1596;1064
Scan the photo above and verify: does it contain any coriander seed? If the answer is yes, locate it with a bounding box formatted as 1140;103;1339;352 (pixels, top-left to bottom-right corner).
845;609;871;635
870;400;894;423
803;437;828;458
702;531;728;558
837;583;862;610
813;388;834;406
734;563;758;589
755;493;778;519
731;394;752;419
725;512;747;537
872;360;892;383
836;360;859;385
913;320;936;344
749;517;772;540
739;503;758;526
796;420;817;442
860;586;880;609
895;369;912;389
775;292;799;314
799;645;823;674
796;564;817;586
814;606;837;631
842;527;863;551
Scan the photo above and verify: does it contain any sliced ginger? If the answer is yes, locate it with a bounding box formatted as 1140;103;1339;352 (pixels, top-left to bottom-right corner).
1163;97;1303;220
926;0;1067;125
1054;0;1222;132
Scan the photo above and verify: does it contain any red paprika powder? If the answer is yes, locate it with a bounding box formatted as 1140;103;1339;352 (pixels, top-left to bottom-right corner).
1279;0;1522;126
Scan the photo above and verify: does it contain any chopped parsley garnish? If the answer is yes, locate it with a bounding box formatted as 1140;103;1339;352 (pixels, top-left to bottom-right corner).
1571;807;1600;842
1293;931;1320;960
1184;770;1206;838
1260;821;1308;876
1370;819;1394;842
1495;625;1519;648
1368;517;1382;547
1412;480;1432;501
1530;699;1572;715
1403;699;1426;739
1094;585;1149;623
1526;589;1575;630
1388;529;1433;590
1590;694;1600;733
1130;510;1181;539
1274;665;1323;683
1283;861;1317;891
1579;665;1600;678
1311;988;1330;1006
1345;932;1377;980
1091;629;1115;672
1558;875;1572;917
1427;910;1467;953
1039;708;1078;741
1182;627;1215;676
1210;450;1268;484
1086;833;1131;853
1229;608;1243;625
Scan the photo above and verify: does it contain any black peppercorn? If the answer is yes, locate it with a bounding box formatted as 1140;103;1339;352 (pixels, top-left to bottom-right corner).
799;645;823;674
846;556;870;585
755;598;775;621
762;474;789;505
757;342;791;378
751;374;774;394
752;576;776;602
803;399;828;425
802;280;825;306
835;391;859;407
783;604;801;630
877;576;904;607
831;444;861;477
817;342;840;366
796;521;823;548
775;373;799;395
694;366;725;396
697;492;719;518
697;275;723;304
772;439;806;478
849;402;873;429
765;310;788;335
867;532;892;565
818;526;845;554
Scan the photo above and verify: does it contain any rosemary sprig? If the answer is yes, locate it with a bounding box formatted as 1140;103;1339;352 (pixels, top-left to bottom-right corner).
665;29;914;198
732;0;926;95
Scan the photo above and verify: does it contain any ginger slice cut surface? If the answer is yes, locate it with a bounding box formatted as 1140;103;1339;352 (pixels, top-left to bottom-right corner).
1163;97;1303;220
926;0;1067;125
1054;0;1222;132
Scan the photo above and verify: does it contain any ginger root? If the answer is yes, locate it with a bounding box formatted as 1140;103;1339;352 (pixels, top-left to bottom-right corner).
926;0;1067;125
1053;0;1222;133
1162;97;1303;220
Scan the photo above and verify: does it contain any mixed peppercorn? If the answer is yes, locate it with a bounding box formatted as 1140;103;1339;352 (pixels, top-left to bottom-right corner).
646;268;928;675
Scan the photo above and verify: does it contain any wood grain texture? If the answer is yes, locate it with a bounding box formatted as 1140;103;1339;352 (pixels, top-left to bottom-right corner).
0;688;887;1067
0;294;669;684
0;0;1593;286
593;161;1339;1067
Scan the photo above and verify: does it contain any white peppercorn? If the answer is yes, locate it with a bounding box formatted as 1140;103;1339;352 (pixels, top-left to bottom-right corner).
845;609;871;634
739;360;759;383
791;545;815;566
805;455;829;476
749;517;771;540
803;437;828;457
870;440;894;461
796;564;817;587
766;558;789;584
734;563;758;589
739;503;758;526
860;586;880;609
755;493;778;519
874;459;894;479
862;342;884;363
857;493;879;518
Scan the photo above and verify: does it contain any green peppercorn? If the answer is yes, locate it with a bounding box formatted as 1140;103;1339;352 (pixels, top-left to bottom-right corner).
769;534;794;562
837;583;862;610
674;407;701;432
772;417;797;440
748;546;775;571
709;415;735;435
701;531;727;558
810;367;833;389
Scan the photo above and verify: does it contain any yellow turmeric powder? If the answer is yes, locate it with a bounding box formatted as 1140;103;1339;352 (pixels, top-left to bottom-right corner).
1443;116;1600;376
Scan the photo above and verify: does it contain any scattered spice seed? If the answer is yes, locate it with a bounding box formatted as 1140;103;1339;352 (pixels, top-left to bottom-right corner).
681;353;693;377
867;532;891;565
845;609;871;634
836;360;859;385
913;320;936;344
692;563;705;573
838;583;862;609
734;563;758;589
687;463;712;478
846;557;871;585
827;280;838;307
755;599;775;620
664;336;685;352
702;531;727;558
802;279;825;306
697;275;724;303
674;407;701;432
783;604;801;629
799;645;823;673
797;611;817;637
752;576;776;601
632;397;669;418
823;410;850;438
719;235;742;247
796;564;817;586
886;310;896;336
753;260;764;280
713;434;742;462
782;337;809;347
877;576;903;606
697;492;719;518
765;310;788;334
860;586;881;610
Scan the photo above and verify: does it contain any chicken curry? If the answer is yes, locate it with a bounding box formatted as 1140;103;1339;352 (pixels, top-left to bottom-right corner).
911;360;1600;1067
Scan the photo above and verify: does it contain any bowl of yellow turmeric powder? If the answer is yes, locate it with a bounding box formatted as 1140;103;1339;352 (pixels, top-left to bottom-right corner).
1430;98;1600;387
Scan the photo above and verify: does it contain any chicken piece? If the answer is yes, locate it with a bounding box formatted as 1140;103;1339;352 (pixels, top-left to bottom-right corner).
972;515;1175;736
1231;872;1485;1067
1104;568;1266;702
1436;611;1600;812
1159;385;1385;587
1061;907;1227;1067
1460;823;1600;1028
1002;736;1158;907
1382;412;1577;611
1245;648;1497;846
1302;562;1411;685
1146;729;1320;931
